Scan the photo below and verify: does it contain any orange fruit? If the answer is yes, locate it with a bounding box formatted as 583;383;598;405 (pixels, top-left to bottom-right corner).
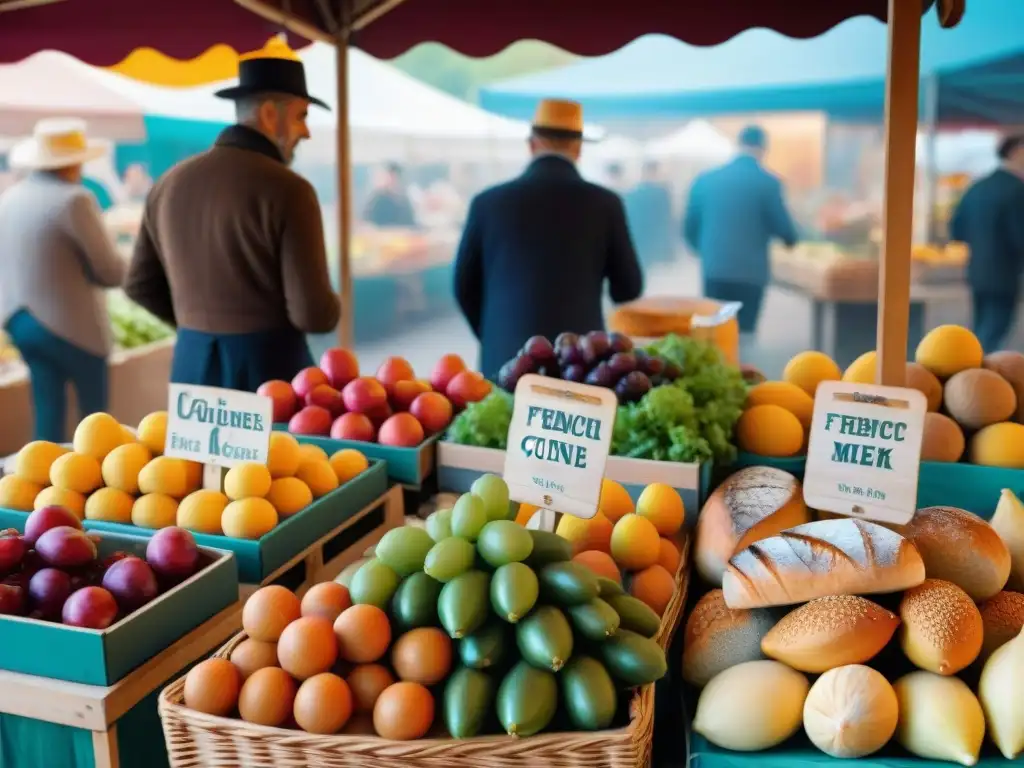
656;538;681;575
373;682;435;741
598;478;634;522
242;585;301;642
629;564;675;617
556;511;613;554
334;604;391;663
572;550;621;583
514;501;540;527
636;483;685;536
609;514;661;571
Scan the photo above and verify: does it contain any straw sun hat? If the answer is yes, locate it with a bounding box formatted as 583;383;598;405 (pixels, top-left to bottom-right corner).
9;118;107;171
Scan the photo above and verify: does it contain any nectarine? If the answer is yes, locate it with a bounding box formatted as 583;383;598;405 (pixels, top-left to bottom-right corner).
410;392;453;435
376;357;415;395
378;413;425;448
289;405;333;436
292;368;329;400
366;402;393;428
257;380;299;423
319;348;360;389
390;379;431;412
306;385;345;417
446;371;492;410
331;412;375;442
430;354;466;394
341;377;387;414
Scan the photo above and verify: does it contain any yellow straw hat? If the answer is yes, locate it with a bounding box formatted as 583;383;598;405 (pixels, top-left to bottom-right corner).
9;118;106;171
531;98;587;140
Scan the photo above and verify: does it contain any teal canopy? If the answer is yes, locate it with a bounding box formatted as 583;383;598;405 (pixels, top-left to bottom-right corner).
479;0;1024;125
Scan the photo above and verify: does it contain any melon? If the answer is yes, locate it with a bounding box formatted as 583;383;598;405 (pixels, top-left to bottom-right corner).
944;369;1016;430
905;362;943;413
920;413;965;463
970;423;1024;469
984;351;1024;422
915;325;983;379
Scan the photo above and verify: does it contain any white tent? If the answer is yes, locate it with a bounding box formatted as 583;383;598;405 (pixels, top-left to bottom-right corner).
646;120;735;162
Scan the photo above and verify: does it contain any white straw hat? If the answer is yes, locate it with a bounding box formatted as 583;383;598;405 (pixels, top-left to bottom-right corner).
9;118;107;171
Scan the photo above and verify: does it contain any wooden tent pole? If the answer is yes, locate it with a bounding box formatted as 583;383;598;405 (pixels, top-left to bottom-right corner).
875;0;923;386
336;31;354;348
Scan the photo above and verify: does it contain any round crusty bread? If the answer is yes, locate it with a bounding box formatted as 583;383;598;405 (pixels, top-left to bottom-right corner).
682;589;778;687
761;595;899;673
694;466;810;586
899;506;1011;601
979;590;1024;664
900;578;983;675
803;664;899;758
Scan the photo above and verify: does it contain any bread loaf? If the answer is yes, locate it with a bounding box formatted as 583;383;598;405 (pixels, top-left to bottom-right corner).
893;671;985;767
722;518;926;609
991;488;1024;591
694;466;811;586
899;505;1010;601
900;579;983;675
761;595;898;673
692;660;809;751
682;589;777;686
979;590;1024;664
803;665;898;758
979;631;1024;759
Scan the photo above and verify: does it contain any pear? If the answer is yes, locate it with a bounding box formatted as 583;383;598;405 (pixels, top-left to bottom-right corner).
979;630;1024;760
991;488;1024;591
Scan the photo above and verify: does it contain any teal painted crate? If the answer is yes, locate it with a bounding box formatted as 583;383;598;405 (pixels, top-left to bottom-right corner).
272;424;439;487
0;532;237;686
437;441;712;527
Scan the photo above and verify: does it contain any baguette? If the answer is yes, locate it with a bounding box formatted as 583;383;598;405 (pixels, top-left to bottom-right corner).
722;518;926;609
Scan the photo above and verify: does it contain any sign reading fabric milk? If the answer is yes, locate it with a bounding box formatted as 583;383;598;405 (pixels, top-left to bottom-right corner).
164;384;273;469
803;381;926;525
503;374;617;520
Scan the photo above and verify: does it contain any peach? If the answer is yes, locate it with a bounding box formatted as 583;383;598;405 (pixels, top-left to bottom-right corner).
331;412;376;442
378;413;425;448
289;405;333;436
430;354;466;394
366;402;393;428
390;379;431;412
306;384;345;417
376;357;415;395
320;348;360;389
292;367;329;400
258;380;300;424
446;371;492;410
410;392;453;435
341;377;387;414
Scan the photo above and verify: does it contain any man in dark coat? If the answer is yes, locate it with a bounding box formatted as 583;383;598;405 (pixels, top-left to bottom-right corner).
683;125;798;336
125;38;340;392
363;162;417;228
950;134;1024;352
453;99;644;378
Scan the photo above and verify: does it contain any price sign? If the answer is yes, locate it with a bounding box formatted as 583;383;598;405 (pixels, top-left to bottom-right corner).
803;381;926;526
503;374;618;520
164;384;273;488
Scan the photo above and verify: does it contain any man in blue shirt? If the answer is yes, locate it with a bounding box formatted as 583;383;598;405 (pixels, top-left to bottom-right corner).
683;125;798;335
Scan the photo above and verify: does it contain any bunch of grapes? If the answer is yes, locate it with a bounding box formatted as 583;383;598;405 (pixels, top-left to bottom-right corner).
496;331;682;404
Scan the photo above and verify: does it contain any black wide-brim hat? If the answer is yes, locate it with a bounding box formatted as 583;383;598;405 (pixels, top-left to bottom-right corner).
214;56;329;110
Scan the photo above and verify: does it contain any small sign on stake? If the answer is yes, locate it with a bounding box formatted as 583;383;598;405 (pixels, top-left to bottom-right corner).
803;380;926;526
163;384;274;491
503;374;618;521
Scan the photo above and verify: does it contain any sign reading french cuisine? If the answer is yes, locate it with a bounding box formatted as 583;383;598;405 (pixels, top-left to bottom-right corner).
164;384;273;469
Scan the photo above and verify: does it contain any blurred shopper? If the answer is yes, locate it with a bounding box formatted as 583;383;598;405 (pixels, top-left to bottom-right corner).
454;99;643;377
683;125;797;336
364;162;417;228
950;134;1024;352
0;118;124;441
626;160;675;267
125;38;339;391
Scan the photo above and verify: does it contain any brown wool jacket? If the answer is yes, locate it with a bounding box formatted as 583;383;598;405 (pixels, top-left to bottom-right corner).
124;125;340;335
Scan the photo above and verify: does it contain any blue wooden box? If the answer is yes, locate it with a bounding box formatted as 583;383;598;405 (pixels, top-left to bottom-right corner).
0;531;237;686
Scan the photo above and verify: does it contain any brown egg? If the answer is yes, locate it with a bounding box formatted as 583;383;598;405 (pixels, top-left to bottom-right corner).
346;664;395;713
278;616;339;680
184;658;241;716
373;682;434;740
391;628;452;686
334;604;391;663
293;673;353;734
229;639;279;680
238;667;297;726
301;581;352;622
243;585;301;642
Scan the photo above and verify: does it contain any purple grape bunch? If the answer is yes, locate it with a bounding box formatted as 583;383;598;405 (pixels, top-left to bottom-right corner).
497;331;681;403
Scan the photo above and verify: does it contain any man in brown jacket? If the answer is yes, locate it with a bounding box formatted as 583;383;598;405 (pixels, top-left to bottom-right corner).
124;39;340;392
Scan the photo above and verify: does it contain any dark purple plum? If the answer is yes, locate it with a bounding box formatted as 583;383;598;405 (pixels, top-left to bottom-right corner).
640;355;666;377
522;335;556;364
584;362;616;388
553;332;579;351
562;364;587;383
579;333;611;366
497;362;519;392
28;568;72;619
663;362;683;381
607;352;638;378
649;375;665;388
615;371;653;403
608;332;634;355
558;344;585;367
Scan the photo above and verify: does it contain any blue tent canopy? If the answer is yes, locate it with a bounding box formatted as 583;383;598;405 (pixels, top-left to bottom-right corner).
479;0;1024;125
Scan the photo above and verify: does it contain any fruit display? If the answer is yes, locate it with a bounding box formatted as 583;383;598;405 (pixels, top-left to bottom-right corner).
0;505;203;625
0;411;370;540
686;464;1024;764
260;349;487;446
107;291;174;350
737;324;1024;467
450;334;746;465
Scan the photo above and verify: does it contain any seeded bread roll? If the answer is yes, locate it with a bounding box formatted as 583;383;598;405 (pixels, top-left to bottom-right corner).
695;466;811;586
899;505;1011;601
900;579;983;675
682;589;778;687
722;518;926;609
761;596;899;673
979;590;1024;664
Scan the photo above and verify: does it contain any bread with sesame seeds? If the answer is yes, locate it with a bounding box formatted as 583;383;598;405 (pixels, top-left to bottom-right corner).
682;589;778;687
695;466;811;587
761;596;899;673
722;518;926;609
900;578;983;675
978;590;1024;664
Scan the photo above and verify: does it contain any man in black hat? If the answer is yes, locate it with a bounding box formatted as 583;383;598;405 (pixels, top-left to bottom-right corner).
124;39;340;392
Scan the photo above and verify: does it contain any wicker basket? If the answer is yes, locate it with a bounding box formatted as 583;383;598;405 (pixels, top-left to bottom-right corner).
158;534;691;768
